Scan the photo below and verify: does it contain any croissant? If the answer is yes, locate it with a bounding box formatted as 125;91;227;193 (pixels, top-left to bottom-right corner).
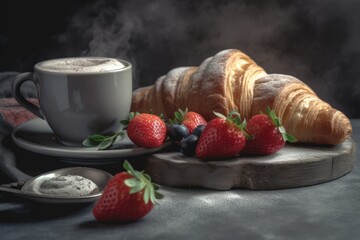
131;49;352;145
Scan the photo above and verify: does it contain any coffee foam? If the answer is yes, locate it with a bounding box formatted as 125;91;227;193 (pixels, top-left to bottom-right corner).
37;57;126;73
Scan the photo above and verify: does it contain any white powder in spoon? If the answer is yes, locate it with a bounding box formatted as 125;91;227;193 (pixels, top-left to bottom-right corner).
39;175;98;197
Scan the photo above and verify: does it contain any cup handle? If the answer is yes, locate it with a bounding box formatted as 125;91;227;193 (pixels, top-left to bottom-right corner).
11;72;44;119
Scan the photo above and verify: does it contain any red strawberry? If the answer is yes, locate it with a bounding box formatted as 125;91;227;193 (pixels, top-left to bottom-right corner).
171;108;207;134
93;160;163;222
126;112;167;148
244;107;297;155
195;111;247;160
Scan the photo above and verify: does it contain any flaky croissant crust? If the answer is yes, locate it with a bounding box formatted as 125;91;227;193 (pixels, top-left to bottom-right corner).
131;49;352;145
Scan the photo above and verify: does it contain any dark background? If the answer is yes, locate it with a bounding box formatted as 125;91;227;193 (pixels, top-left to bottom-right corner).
1;0;359;118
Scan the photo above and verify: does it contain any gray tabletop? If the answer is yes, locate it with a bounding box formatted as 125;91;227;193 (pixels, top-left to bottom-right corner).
0;120;359;240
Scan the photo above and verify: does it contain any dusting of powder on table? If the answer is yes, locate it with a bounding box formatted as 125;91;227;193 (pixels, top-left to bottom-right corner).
39;175;98;197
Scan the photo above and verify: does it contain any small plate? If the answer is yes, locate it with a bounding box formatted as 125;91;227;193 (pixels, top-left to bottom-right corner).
11;118;171;165
0;167;113;204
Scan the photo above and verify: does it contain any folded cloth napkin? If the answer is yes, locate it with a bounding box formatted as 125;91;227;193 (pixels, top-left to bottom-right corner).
0;98;38;127
0;71;38;127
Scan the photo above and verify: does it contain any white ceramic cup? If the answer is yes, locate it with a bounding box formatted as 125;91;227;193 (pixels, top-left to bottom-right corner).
12;57;132;146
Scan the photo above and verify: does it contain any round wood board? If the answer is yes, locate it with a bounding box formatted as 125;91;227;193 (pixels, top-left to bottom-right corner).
145;138;356;190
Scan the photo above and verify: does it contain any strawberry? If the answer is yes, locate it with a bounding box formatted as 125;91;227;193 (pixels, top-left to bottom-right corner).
125;112;167;148
244;107;297;155
195;111;247;160
170;108;207;134
93;160;163;222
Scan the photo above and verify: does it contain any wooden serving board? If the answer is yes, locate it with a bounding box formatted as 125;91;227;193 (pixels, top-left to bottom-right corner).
145;138;356;190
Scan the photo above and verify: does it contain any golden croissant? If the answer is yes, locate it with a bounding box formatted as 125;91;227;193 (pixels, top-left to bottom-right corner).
131;49;352;145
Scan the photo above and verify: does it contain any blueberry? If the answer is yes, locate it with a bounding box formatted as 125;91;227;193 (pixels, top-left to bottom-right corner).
179;135;199;157
167;124;189;141
192;125;206;137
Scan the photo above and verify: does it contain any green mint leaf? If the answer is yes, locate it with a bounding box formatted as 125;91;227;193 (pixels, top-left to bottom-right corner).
98;137;115;150
82;138;98;147
84;131;123;150
83;133;113;147
89;134;107;142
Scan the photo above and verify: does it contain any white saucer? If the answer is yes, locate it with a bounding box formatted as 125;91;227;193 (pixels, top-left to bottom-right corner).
11;118;171;165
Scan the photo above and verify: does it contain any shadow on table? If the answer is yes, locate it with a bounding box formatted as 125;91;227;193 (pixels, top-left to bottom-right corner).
0;198;92;223
78;217;152;230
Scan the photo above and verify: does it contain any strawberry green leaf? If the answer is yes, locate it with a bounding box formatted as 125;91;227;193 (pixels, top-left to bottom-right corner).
232;115;241;126
124;178;139;187
159;113;165;121
213;111;226;119
144;186;150;204
144;173;152;181
149;186;156;204
283;133;297;143
129;181;145;194
169;108;188;124
266;106;281;127
265;106;297;143
174;111;183;122
179;108;186;116
123;160;142;179
155;191;164;200
153;183;161;190
228;110;240;117
278;126;286;134
238;118;247;129
120;112;137;128
120;119;129;126
122;160;164;204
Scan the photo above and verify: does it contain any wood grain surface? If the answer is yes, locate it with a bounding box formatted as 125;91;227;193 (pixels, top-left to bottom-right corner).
145;138;356;190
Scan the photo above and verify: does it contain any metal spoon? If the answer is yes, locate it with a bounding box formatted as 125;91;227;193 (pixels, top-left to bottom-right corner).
0;166;113;204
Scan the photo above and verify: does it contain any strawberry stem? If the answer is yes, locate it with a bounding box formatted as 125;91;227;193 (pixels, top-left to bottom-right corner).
266;106;297;143
120;111;140;128
169;108;188;125
123;160;163;204
213;111;252;139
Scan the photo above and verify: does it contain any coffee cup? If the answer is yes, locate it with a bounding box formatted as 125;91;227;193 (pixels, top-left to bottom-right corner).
12;57;132;146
